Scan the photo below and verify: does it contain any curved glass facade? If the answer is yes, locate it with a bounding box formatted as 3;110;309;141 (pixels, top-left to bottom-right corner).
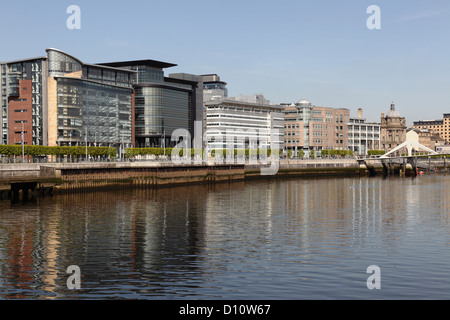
47;49;82;77
134;86;189;147
133;66;164;84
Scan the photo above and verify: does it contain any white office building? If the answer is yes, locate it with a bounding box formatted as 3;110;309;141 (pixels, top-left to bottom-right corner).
347;108;380;156
204;97;284;151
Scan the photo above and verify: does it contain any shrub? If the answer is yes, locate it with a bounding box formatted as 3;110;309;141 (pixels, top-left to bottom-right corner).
368;150;385;156
0;145;116;157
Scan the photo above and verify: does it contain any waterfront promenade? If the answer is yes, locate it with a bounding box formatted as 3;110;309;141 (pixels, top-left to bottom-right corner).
0;157;446;199
0;159;361;198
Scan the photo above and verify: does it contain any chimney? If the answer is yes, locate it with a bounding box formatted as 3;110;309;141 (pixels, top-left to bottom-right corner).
358;108;363;119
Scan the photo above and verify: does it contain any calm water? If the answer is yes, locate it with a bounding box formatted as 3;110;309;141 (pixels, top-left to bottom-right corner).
0;174;450;300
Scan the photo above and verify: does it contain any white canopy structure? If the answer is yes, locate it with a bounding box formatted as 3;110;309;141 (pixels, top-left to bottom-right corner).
380;140;438;158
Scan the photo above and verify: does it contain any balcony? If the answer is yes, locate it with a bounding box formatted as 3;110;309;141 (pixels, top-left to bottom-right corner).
7;84;19;97
7;73;21;97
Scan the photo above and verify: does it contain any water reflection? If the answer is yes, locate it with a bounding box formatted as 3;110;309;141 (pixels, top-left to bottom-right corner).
0;175;449;299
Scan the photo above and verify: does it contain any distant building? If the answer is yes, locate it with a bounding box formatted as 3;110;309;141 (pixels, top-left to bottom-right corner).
380;102;406;151
282;99;350;157
202;74;228;102
406;127;444;151
229;94;270;105
412;113;450;144
204;96;284;151
347;108;380;156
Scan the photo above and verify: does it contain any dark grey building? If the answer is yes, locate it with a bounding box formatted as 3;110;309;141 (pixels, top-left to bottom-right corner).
99;60;203;148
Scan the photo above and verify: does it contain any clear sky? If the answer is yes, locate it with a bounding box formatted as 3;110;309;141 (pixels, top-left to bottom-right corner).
1;0;449;125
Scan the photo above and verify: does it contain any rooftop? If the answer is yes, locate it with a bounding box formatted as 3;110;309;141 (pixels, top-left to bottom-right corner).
205;98;283;111
385;102;401;118
0;56;47;64
97;59;177;69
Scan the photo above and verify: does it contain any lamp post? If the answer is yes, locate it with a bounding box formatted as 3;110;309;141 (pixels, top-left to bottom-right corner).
121;137;123;161
69;130;72;162
21;122;25;163
85;127;88;161
162;118;166;157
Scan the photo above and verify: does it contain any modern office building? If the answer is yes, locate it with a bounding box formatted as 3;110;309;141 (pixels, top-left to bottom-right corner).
169;72;205;141
412;113;450;144
282;99;350;156
1;56;47;145
204;97;284;151
347;108;380;156
98;61;203;148
380;102;407;151
202;74;228;102
229;94;270;105
1;48;135;149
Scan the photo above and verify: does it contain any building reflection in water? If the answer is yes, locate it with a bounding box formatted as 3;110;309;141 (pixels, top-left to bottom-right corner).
0;175;449;299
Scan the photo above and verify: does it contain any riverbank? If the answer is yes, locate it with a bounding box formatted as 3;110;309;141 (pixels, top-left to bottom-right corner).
0;158;447;199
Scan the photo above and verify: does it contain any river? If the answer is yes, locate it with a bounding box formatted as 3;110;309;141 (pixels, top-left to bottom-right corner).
0;174;449;299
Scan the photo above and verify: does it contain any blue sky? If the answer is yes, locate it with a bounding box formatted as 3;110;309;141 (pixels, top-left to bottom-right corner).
1;0;450;125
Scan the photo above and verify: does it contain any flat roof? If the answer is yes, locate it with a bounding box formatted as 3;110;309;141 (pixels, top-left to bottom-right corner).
164;76;198;85
98;59;177;69
205;99;284;111
413;119;443;124
84;63;137;73
0;56;47;64
54;76;134;89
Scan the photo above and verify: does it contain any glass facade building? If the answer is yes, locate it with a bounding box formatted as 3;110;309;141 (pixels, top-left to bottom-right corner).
47;49;135;149
1;48;135;150
2;49;204;149
47;49;82;77
0;58;46;145
134;85;190;147
99;60;202;148
56;78;133;147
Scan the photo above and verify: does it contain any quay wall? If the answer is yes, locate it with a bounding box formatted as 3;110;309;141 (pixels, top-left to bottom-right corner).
0;159;390;197
55;163;246;192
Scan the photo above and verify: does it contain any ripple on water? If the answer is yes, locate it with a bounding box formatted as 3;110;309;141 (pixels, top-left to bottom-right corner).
0;175;450;299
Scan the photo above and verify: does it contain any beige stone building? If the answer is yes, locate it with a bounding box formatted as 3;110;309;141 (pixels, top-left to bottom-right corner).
412;113;450;144
380;102;406;151
282;99;349;156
